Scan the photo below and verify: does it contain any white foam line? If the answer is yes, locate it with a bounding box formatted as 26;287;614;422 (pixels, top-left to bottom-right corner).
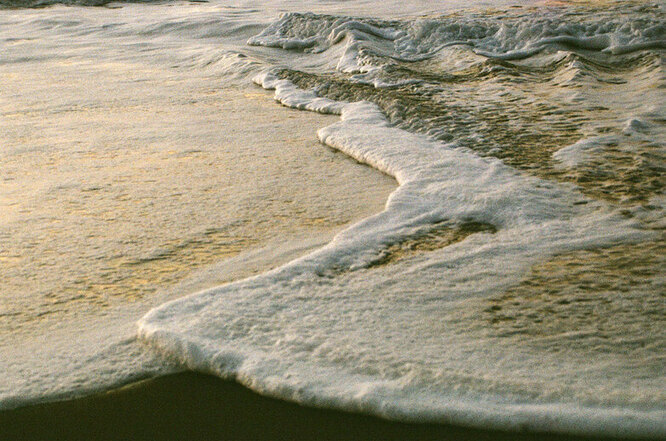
138;71;662;439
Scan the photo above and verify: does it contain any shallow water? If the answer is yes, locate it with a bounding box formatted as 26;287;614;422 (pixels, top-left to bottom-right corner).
2;0;665;438
0;60;394;332
0;29;395;407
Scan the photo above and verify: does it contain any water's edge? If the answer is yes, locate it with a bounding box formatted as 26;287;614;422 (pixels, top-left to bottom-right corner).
137;74;663;439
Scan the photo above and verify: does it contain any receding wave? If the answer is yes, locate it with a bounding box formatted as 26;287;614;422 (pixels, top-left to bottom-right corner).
3;0;663;437
139;2;665;438
248;2;664;209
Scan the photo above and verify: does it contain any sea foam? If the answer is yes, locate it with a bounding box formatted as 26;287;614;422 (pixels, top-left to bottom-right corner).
248;3;665;74
138;71;663;438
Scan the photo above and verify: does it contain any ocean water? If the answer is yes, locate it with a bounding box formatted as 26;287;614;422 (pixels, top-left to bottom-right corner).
2;0;665;438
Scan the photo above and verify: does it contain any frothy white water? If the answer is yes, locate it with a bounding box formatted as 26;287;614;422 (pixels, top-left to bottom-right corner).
3;1;664;437
138;72;663;439
248;2;665;75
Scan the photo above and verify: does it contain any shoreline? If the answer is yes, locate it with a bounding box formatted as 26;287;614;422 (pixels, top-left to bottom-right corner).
1;72;397;409
0;372;642;441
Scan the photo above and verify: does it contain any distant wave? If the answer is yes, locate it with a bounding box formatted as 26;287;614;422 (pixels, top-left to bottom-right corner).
249;2;665;206
249;3;665;64
0;0;179;9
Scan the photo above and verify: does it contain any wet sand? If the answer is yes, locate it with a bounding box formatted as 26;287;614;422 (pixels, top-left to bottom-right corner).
0;372;638;441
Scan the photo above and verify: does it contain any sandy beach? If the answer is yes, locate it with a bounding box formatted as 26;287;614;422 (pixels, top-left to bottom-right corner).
0;372;638;441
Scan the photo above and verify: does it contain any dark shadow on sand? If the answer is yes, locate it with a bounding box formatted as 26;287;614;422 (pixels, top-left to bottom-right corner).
0;372;642;441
